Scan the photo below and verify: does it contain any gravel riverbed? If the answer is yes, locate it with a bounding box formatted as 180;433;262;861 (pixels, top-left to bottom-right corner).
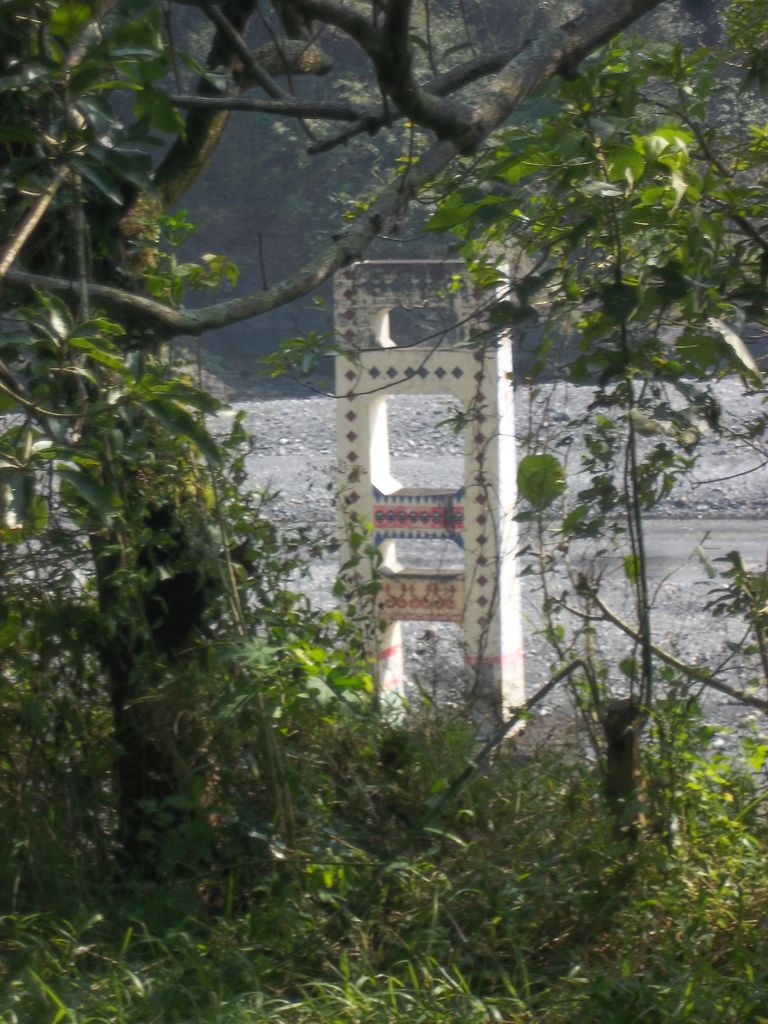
220;377;767;752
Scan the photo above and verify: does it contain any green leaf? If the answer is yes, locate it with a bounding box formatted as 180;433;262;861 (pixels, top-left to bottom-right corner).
706;318;762;382
408;32;430;52
561;505;588;535
73;94;115;133
58;465;118;521
109;46;164;59
623;552;640;583
640;185;666;205
605;144;646;185
0;64;54;93
579;180;625;198
745;742;768;772
305;676;336;706
134;86;185;133
0;126;39;144
640;126;693;161
696;544;718;579
89;79;142;91
517;454;565;511
49;1;93;43
145;399;222;465
490;300;537;326
423;826;468;848
600;282;637;322
77;316;126;337
144;379;223;413
72;157;123;205
675;332;722;374
0;476;48;540
0;330;35;353
178;52;229;90
619;657;637;679
668;166;688;212
425;192;506;231
100;145;154;189
67;335;127;370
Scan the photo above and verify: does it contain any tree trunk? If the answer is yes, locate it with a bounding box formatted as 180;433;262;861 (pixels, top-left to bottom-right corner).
602;697;646;841
90;521;209;876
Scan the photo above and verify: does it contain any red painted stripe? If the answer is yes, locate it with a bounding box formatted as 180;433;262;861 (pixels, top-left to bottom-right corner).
378;644;403;660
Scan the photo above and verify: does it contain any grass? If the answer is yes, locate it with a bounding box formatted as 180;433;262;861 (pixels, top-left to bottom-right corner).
2;717;768;1024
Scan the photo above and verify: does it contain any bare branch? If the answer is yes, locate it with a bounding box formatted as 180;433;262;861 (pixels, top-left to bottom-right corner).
4;139;456;336
309;0;666;153
286;0;475;143
0;3;122;279
279;0;380;53
467;0;666;143
247;38;333;76
168;92;362;121
589;591;768;713
308;117;382;154
425;46;529;97
0;166;68;281
201;0;288;99
0;359;84;421
307;44;530;154
378;0;475;141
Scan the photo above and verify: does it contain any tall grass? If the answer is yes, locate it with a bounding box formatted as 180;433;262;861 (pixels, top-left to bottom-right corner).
3;711;768;1024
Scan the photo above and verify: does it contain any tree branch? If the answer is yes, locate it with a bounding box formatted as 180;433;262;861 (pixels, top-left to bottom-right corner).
307;44;530;154
4;139;456;336
9;0;670;336
287;0;476;143
588;590;768;712
466;0;667;146
425;46;530;98
167;92;362;121
3;270;189;335
202;0;288;100
376;0;474;142
0;166;68;281
241;38;333;78
152;1;258;207
279;0;380;53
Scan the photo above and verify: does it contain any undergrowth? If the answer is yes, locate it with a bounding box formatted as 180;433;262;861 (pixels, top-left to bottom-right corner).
2;711;768;1024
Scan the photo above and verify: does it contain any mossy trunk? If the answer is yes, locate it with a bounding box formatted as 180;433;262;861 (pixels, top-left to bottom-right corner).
602;697;646;841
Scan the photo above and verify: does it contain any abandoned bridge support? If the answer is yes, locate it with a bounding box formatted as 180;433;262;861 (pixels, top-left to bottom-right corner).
334;260;525;726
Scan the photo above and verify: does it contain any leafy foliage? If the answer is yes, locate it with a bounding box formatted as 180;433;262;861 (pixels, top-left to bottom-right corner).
3;716;768;1023
1;3;767;1023
429;23;767;708
0;0;376;887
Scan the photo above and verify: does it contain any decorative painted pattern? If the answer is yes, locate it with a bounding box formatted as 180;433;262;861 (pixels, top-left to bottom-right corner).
333;259;480;352
345;349;474;397
372;486;465;546
378;571;464;623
